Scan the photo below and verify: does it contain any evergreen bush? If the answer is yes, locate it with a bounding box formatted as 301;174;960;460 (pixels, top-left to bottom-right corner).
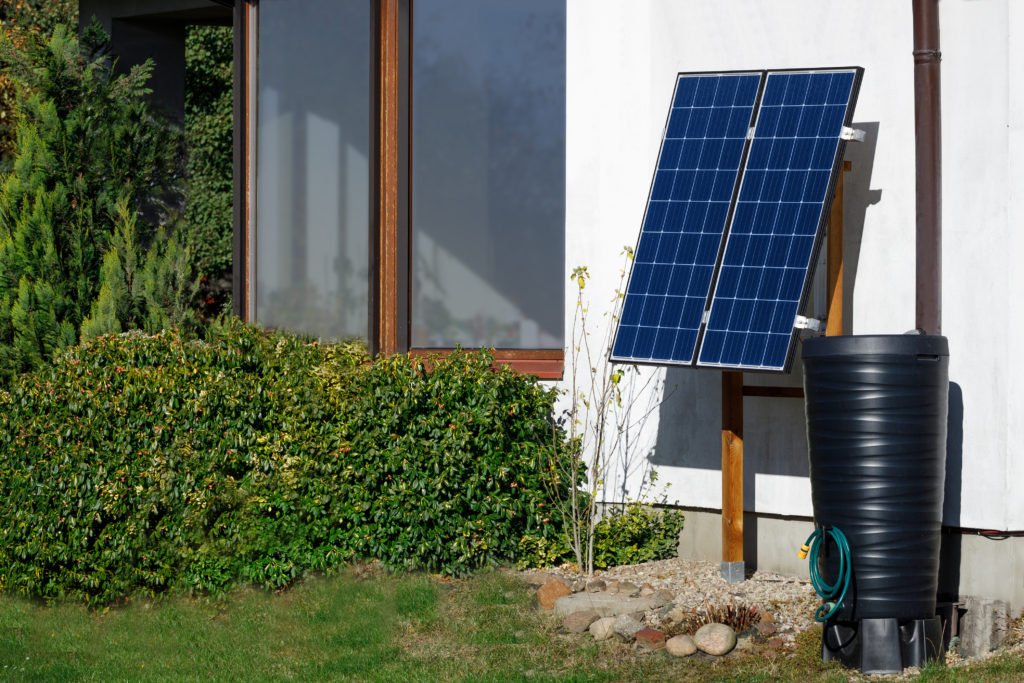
0;23;186;385
0;0;77;168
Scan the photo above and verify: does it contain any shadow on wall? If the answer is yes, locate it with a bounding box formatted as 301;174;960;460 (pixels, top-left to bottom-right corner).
646;125;884;571
839;121;883;332
938;381;964;603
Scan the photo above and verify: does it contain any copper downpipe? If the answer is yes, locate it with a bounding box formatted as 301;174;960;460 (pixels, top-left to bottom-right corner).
913;0;942;334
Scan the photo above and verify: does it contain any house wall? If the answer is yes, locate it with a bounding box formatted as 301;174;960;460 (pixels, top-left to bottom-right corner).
563;0;1023;565
79;0;230;122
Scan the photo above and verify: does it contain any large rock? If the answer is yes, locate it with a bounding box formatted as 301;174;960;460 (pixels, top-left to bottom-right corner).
589;617;617;641
694;623;737;656
613;614;644;641
552;590;670;618
665;634;697;657
635;628;666;651
755;612;776;637
564;609;600;633
537;577;572;610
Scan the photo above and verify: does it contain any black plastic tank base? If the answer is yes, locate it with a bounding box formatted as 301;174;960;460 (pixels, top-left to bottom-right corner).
822;617;943;674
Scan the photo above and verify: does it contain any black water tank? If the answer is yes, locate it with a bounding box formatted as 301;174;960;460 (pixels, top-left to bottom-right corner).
802;334;949;621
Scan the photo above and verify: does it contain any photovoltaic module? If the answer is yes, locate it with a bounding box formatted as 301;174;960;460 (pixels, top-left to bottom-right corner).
610;68;862;372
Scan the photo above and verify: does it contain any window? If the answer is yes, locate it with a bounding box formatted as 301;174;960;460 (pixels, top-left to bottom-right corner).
241;0;566;376
411;0;565;350
252;0;372;340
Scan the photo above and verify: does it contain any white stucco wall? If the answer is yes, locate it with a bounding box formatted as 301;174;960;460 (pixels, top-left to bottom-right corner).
564;0;1022;530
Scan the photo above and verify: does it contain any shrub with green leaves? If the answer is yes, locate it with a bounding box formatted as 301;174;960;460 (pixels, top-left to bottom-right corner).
331;350;573;575
0;321;336;603
591;503;685;568
0;324;574;604
517;502;685;570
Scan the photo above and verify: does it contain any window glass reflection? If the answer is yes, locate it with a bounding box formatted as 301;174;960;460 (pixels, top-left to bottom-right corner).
256;0;371;340
412;0;566;349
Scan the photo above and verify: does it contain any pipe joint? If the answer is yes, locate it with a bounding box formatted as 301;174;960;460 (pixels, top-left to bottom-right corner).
912;49;942;64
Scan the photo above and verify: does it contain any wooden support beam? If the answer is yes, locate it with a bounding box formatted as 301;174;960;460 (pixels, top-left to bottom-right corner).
742;385;804;399
722;371;744;571
826;160;851;337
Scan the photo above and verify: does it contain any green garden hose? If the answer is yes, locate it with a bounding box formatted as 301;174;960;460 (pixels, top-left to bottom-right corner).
798;526;852;622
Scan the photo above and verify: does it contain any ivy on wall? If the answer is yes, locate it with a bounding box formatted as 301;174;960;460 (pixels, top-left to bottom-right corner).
183;24;233;317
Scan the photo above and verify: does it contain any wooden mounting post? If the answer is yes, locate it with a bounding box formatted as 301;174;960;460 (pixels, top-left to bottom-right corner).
721;370;744;582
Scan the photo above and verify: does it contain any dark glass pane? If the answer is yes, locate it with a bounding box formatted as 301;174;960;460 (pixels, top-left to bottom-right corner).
411;0;566;348
255;0;371;340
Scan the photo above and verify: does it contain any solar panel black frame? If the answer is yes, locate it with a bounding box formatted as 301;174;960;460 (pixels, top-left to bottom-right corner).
610;66;863;374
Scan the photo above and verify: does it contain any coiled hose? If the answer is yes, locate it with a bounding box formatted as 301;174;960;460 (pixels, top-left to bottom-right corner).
798;526;852;622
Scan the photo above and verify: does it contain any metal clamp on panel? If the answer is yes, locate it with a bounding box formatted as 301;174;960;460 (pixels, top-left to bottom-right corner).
840;126;866;142
794;315;824;334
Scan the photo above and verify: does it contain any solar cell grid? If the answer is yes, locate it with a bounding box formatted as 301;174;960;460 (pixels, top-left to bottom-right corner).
697;69;857;371
610;72;760;364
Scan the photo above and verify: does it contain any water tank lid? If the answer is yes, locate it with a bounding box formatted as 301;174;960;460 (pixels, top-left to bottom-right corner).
802;334;948;359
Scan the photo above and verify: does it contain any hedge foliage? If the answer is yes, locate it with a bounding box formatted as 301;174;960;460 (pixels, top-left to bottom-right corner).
0;322;576;604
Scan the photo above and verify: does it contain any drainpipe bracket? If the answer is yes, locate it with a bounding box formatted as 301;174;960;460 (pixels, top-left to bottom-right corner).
913;48;942;63
840;127;866;142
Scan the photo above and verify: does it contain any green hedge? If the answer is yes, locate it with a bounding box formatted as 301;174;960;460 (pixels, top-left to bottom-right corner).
0;322;572;604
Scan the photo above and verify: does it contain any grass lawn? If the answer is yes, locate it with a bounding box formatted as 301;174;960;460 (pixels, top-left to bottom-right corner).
0;568;1021;682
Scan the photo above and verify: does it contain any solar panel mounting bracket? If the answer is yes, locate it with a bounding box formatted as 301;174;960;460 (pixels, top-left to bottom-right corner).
793;315;824;334
746;126;756;140
840;126;866;142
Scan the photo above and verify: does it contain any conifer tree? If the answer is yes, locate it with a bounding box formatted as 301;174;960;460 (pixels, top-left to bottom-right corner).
0;23;181;384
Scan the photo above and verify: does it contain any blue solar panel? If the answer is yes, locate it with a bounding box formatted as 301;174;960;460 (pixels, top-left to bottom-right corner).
610;72;760;364
697;70;857;370
612;67;862;373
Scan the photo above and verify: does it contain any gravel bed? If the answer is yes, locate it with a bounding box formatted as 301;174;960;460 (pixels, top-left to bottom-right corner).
519;557;820;645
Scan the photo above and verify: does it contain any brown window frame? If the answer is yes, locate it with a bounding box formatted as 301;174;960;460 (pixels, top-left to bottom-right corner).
235;0;564;379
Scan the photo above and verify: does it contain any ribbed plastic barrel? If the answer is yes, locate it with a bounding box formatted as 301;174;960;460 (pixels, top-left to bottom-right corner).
802;335;948;621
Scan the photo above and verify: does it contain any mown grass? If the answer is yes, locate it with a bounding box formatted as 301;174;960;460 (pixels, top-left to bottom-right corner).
0;569;1021;682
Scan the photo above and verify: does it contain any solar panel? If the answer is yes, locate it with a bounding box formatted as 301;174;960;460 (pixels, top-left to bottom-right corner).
611;67;862;373
697;70;858;370
610;72;761;364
